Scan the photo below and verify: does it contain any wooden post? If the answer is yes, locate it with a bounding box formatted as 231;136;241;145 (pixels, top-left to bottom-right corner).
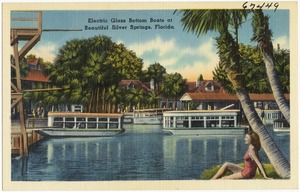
19;134;24;156
38;11;42;33
32;131;37;143
13;42;29;157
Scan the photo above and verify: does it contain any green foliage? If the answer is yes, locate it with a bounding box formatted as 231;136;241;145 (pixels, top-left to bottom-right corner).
147;63;166;94
161;73;188;108
46;35;143;112
197;74;203;82
125;88;145;110
251;10;273;49
147;92;161;108
200;163;281;180
177;10;249;37
11;55;30;78
274;49;290;92
213;44;290;93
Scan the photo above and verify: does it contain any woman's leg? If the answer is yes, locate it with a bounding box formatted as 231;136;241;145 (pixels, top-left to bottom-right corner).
221;172;244;179
211;162;243;180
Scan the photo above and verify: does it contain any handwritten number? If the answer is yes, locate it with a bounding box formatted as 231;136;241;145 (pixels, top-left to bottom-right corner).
256;2;265;9
265;2;273;9
242;1;248;9
242;1;279;12
274;2;279;12
250;3;256;10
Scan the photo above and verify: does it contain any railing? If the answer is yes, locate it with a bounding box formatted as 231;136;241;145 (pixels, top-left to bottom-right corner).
11;11;42;33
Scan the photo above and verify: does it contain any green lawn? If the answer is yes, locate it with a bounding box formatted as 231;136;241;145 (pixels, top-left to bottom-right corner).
200;163;282;179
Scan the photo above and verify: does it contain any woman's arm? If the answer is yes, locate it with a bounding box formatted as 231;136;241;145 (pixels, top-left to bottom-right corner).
249;149;272;179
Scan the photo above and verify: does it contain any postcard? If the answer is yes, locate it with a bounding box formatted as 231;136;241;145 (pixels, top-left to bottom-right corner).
2;1;298;191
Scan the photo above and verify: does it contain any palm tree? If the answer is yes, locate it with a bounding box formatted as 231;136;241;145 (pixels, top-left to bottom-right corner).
147;63;166;94
125;88;145;110
106;85;122;113
251;10;290;124
161;73;188;109
274;48;290;93
178;9;290;178
147;92;160;108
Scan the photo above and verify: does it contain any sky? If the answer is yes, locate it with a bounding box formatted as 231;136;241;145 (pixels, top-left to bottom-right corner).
11;9;290;81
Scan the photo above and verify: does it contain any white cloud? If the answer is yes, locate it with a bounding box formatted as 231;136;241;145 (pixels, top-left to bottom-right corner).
129;37;219;81
273;36;289;50
27;42;57;63
168;60;218;81
159;57;178;67
129;36;175;57
197;38;217;61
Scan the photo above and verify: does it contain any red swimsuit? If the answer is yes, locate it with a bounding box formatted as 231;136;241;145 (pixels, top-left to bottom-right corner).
241;151;258;179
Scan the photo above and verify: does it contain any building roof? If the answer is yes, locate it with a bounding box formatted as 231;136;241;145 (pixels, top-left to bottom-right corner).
186;80;226;93
119;80;151;92
181;92;290;102
195;80;225;93
21;70;50;82
186;82;198;92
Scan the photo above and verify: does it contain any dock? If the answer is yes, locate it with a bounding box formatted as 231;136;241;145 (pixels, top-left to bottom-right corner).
11;118;46;156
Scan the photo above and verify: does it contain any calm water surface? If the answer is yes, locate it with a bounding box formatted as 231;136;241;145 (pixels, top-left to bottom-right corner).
11;124;290;181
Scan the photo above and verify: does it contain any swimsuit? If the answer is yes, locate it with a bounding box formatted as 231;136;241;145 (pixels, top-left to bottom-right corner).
241;151;257;179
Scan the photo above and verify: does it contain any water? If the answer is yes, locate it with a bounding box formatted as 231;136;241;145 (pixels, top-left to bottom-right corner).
11;124;290;181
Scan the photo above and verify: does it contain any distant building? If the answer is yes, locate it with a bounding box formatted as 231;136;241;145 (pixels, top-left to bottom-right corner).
186;79;225;93
12;58;51;119
180;92;290;111
119;80;151;93
21;58;50;90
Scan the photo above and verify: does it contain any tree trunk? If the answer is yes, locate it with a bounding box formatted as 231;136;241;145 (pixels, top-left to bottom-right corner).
101;88;106;112
88;90;94;113
262;53;290;124
96;87;99;113
236;89;290;178
114;103;118;113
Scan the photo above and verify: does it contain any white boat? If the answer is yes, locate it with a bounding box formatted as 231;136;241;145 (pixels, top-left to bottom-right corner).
273;118;290;132
133;108;171;125
37;112;125;137
256;109;283;125
163;110;248;135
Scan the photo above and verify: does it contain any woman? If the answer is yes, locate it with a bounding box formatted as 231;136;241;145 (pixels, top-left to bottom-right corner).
211;131;272;179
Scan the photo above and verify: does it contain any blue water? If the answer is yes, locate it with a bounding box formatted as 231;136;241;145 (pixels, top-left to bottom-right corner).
11;124;290;181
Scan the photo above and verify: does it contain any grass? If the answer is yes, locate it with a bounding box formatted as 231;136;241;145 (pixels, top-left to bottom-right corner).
200;163;282;180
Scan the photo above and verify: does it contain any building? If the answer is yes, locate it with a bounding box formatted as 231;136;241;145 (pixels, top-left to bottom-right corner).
11;58;51;119
21;58;50;90
119;80;151;93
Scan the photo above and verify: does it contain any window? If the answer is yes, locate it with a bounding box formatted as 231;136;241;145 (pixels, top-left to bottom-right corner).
205;83;214;91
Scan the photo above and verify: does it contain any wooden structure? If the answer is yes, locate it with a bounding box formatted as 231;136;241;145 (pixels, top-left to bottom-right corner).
11;11;42;156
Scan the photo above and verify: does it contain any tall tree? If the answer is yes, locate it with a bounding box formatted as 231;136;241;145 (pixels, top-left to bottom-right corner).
147;92;160;108
161;73;188;109
251;10;290;124
274;48;290;93
178;9;290;178
147;63;166;94
125;88;145;110
46;35;143;113
197;74;204;82
213;44;290;93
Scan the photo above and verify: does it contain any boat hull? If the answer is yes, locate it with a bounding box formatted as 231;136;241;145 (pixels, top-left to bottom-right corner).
37;128;125;137
164;127;248;136
273;127;290;132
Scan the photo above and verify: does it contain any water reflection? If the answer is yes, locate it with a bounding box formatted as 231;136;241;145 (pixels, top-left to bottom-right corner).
47;142;53;163
11;125;290;181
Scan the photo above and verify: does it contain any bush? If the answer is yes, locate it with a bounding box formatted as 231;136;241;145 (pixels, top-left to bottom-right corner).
200;163;282;179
